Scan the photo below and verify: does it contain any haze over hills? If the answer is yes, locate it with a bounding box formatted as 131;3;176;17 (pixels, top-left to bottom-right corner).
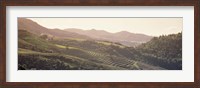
65;28;153;46
18;18;182;70
18;18;153;47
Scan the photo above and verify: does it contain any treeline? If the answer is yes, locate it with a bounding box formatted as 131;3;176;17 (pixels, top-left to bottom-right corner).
135;33;182;70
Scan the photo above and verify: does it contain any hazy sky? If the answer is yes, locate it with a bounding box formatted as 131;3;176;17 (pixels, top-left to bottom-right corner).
27;18;182;36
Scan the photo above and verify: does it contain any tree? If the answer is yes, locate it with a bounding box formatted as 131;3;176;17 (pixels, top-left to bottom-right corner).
65;44;69;50
40;34;48;40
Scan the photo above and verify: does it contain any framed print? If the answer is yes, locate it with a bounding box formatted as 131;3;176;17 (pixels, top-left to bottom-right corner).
0;0;199;88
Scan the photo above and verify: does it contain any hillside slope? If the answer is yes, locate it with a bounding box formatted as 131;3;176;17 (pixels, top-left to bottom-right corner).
136;33;182;70
18;30;166;70
18;18;91;39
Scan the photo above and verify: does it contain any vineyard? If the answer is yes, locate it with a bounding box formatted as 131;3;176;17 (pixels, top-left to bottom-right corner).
18;29;182;70
18;18;182;70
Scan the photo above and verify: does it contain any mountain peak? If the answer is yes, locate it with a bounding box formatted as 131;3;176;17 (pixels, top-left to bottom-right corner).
90;29;109;32
91;29;96;31
116;31;132;34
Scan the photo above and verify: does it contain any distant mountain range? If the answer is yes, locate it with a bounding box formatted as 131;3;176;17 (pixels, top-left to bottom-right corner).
18;18;153;47
65;28;153;46
65;28;152;42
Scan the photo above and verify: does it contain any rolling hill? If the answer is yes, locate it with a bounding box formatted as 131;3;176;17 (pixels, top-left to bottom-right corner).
18;18;182;70
18;18;153;47
65;28;153;47
19;30;165;70
18;18;91;40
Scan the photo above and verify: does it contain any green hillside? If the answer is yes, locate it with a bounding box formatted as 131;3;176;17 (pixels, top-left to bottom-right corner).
18;30;182;70
136;33;182;70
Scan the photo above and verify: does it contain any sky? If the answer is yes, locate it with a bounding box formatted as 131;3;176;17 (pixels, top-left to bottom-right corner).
27;18;182;36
